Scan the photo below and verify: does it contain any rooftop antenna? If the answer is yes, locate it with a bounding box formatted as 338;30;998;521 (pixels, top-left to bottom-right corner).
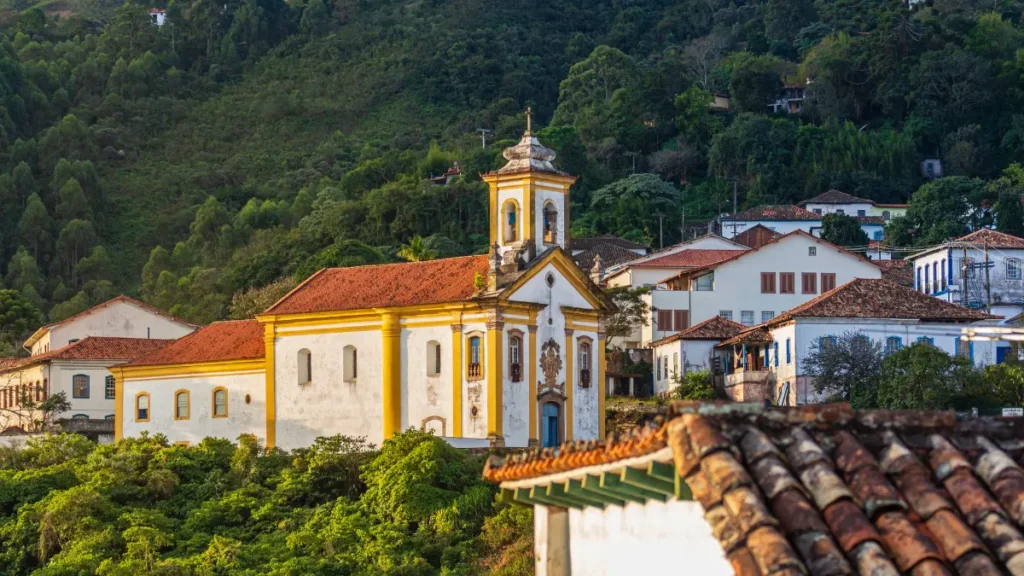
476;128;493;149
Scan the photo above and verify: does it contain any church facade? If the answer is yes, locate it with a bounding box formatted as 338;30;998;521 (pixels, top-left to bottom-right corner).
114;127;613;450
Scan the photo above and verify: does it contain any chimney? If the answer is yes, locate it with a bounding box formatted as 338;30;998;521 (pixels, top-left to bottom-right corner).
590;254;604;286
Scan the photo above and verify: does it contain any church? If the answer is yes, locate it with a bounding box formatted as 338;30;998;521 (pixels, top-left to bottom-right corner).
113;124;614;450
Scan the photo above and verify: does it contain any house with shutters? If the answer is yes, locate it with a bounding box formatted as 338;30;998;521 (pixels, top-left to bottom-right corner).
483;400;1024;576
720;204;886;242
640;230;881;346
649;316;745;396
907;229;1024;321
716;278;998;406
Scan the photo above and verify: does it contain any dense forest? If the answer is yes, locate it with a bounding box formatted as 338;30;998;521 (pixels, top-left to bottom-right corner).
0;0;1024;352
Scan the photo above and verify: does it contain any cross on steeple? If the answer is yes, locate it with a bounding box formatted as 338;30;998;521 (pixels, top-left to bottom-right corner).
525;107;532;135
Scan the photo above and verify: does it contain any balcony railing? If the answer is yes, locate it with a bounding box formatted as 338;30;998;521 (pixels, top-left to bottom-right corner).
468;363;482;380
579;369;591;388
510;363;521;383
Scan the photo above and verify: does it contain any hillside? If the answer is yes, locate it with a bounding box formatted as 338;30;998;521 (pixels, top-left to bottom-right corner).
1;0;1024;347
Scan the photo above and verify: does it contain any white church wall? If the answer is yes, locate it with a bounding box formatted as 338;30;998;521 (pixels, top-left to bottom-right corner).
402;324;453;437
570;328;600;440
567;499;732;576
274;328;384;449
461;320;489;439
502;321;531;448
121;371;265;445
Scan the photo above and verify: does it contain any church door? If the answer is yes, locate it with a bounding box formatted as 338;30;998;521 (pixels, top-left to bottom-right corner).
542;402;560;447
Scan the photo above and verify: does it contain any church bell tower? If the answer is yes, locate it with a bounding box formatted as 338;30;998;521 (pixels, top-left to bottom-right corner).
482;109;577;270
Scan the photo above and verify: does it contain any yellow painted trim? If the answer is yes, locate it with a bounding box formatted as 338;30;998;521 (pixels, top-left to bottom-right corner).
381;313;402;440
134;391;150;423
486;321;503;438
120;358;266;380
264;322;277;448
500;198;522;244
174;389;190;420
528;326;537;445
483;171;577;187
498;249;608;310
276;325;381;337
212;386;228;418
174;441;190;447
565;331;574;442
562;307;600;322
259;302;486;326
565;321;600;332
124;369;264;383
598;335;606;439
488;179;498;248
451;323;463;437
113;369;123;440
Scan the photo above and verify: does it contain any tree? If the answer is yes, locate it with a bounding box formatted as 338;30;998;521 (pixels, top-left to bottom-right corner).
17;193;54;263
877;343;981;410
589;174;679;244
229;277;298;319
820;213;869;247
603;285;649;342
728;52;785;114
801;331;883;408
300;0;331;37
397;235;438;262
981;363;1024;408
551;45;639;146
0;288;42;351
671;370;716;400
683;34;729;92
886;177;988;246
56;178;92;226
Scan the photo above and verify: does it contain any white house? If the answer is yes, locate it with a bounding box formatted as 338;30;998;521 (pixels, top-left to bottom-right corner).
641;230;882;345
720;204;886;242
149;8;166;25
907;228;1024;320
798;189;908;222
649;316;744;396
116;123;615;451
717;278;999;405
483;400;1024;576
569;234;649;284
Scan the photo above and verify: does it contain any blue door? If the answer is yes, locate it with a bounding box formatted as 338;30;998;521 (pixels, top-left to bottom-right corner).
998;346;1011;364
542;402;560;448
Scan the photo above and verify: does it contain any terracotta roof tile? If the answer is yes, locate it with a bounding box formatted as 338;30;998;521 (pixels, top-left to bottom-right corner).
1;337;173;372
125;320;264;366
632;249;746;269
569;234;648;251
800;190;872;206
264;255;491;315
571;243;644;270
958;229;1024;248
733;224;781;249
483;401;1024;575
876;260;914;287
650;316;748;346
727;205;822;221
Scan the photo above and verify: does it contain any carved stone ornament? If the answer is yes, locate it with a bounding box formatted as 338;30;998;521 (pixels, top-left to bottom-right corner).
538;338;565;397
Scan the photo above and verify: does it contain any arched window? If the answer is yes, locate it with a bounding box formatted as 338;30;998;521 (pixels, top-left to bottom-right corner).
174;390;190;420
344;345;358;382
501;199;520;243
71;414;88;420
427;341;442;377
916;336;934;346
542;402;561;448
1008;258;1022;281
72;374;90;399
135;393;150;422
212;387;228;418
298;349;312;385
104;414;115;420
543;202;558;244
467;335;483;380
882;210;891;220
105;375;115;400
578;339;592;388
885;337;902;356
508;332;523;383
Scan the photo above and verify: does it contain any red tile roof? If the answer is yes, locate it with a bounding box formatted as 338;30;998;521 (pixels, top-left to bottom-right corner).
770;278;996;325
726;205;821;221
650;316;747;346
570;234;648;251
0;358;21;370
484;401;1024;575
264;256;490;315
125;320;265;366
957;229;1024;248
732;224;781;249
632;249;746;269
876;260;914;286
1;337;173;372
799;190;871;205
571;243;645;271
24;295;199;347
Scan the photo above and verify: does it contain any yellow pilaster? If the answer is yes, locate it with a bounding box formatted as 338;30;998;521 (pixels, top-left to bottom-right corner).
451;322;463;437
486;315;504;440
528;323;538;446
113;369;123;441
525;180;536;244
565;328;574;442
381;313;402;440
487;181;498;248
263;322;277;448
598;329;607;440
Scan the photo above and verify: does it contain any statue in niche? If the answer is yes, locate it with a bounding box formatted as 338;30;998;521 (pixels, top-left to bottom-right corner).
538;338;564;397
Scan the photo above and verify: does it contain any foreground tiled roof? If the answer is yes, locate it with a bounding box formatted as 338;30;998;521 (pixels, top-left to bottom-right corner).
484;401;1024;575
264;255;490;315
633;249;746;269
718;326;773;347
733;225;781;249
125;320;264;366
876;260;914;287
651;316;747;346
769;278;996;325
958;229;1024;248
799;190;871;205
571;243;645;271
0;358;19;370
726;205;822;221
1;337;173;372
570;234;648;251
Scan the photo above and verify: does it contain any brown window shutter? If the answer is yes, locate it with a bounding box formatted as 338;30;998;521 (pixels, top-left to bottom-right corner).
657;310;671;331
822;273;836;292
674;310;686;330
802;273;816;294
780;272;795;294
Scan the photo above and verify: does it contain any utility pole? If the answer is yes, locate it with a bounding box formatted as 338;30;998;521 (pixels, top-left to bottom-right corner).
657;213;665;249
680;187;686;242
732;179;738;214
476;128;492;149
984;241;992;313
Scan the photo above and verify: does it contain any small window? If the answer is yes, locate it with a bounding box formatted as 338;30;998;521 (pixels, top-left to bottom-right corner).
298;349;312;385
694;273;714;291
813;208;822;214
579;342;591;388
820;335;838;351
672;352;678;376
73;375;90;399
882;211;891;221
71;414;88;420
916;336;934;346
857;210;865;217
136;393;150;422
1008;258;1022;281
468;335;482;380
761;311;774;322
808;247;816;256
873;230;883;240
213;388;228;418
740;310;754;326
885;337;902;356
509;335;522;382
760;272;776;294
175;390;190;420
344;345;358;382
104;414;115;420
656;355;662;380
428;341;442;377
719;310;733;321
836;209;845;215
786;339;791;364
105;375;115;400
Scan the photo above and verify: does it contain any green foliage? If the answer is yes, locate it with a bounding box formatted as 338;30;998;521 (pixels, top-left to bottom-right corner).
801;332;883;408
0;288;41;351
820;213;869;248
877;343;983;410
671;370;716;401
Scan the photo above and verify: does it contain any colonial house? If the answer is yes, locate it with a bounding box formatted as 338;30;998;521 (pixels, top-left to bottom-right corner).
720;205;886;242
717;278;998;406
0;337;173;431
116;123;614;451
568;234;649;284
642;230;881;345
769;82;810;114
731;224;780;249
907;229;1024;319
483;400;1024;576
798;189;908;222
649;316;745;396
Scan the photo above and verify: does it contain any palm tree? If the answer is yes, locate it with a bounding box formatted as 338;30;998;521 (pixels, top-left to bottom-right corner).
398;235;438;262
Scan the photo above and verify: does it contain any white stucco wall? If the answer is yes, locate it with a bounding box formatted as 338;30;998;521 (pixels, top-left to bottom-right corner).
803;202;874;216
51;361;118;420
36;300;195;355
720;220;814;239
567;499;732;576
0;363;47;429
122;371;266;445
402;325;454;439
912;245;1024;311
274;328;383;449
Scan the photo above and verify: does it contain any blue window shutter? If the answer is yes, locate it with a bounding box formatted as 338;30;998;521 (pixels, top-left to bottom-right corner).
970;341;975;363
786;339;791;364
774;343;779;367
896;337;902;350
954;337;960;357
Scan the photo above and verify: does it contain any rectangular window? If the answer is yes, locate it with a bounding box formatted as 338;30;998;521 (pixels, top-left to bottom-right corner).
672;353;679;375
786;339;791;364
813;208;822;214
773;342;779;367
857;210;866;216
104;376;115;400
656;355;662;380
761;311;774;322
719;310;733;321
740;310;755;326
657;309;672;331
694;273;714;291
801;273;817;294
808;247;817;256
836;209;845;215
673;310;688;331
821;273;836;293
780;273;795;294
1008;259;1022;280
72;375;89;399
885;337;902;356
760;272;776;293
